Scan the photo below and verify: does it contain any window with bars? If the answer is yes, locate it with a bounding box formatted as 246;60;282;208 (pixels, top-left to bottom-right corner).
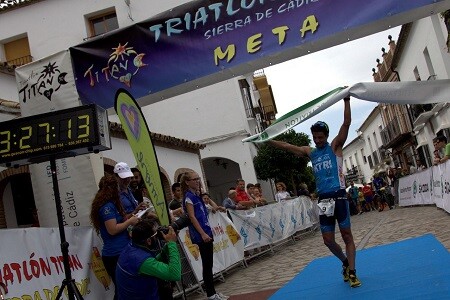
3;36;32;66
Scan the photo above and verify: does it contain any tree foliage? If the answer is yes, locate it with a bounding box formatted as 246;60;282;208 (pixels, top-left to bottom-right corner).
253;130;316;194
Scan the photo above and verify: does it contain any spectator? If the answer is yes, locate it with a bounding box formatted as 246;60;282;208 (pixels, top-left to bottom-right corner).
235;179;259;208
252;187;268;206
168;183;184;218
357;187;365;214
362;182;375;211
254;183;263;195
114;162;146;217
348;182;359;214
372;173;386;210
396;166;406;178
417;161;426;171
169;183;182;210
401;166;410;176
90;174;140;300
115;219;181;299
408;163;417;174
130;167;144;203
387;167;399;206
298;183;311;197
444;142;450;163
181;172;228;300
222;190;245;210
275;182;291;202
246;183;256;200
433;135;447;165
201;193;226;213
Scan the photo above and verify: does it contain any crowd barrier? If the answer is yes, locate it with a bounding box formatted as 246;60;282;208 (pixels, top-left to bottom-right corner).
398;160;450;213
0;196;317;299
229;196;317;251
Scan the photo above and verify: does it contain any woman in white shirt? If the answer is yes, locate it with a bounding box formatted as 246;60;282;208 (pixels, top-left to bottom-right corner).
275;182;291;202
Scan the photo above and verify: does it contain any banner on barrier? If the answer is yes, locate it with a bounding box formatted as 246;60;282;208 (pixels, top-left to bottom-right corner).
178;211;244;281
0;227;113;299
398;161;450;213
230;196;316;250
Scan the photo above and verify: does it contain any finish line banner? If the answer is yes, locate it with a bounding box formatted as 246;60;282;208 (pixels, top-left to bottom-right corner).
243;80;450;143
69;0;450;109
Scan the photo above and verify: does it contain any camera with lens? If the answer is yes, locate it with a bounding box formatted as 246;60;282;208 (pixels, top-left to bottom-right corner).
156;213;191;238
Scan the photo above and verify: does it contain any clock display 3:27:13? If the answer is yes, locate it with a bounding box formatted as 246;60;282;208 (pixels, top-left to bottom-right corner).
0;114;91;154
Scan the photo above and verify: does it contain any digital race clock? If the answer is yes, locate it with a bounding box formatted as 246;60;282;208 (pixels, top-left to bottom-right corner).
0;104;111;167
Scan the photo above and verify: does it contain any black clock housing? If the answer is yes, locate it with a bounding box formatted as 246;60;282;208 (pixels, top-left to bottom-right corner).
0;104;111;167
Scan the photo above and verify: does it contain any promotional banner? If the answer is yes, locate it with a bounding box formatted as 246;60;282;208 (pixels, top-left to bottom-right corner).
69;0;450;109
15;50;100;227
398;161;450;212
0;227;113;299
114;89;170;225
230;196;316;250
243;80;450;142
178;211;244;281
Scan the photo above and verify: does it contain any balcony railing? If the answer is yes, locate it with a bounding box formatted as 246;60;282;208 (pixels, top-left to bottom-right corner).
6;55;33;67
379;148;389;161
380;111;412;147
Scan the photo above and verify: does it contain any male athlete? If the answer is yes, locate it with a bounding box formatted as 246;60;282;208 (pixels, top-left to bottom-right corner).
267;97;361;288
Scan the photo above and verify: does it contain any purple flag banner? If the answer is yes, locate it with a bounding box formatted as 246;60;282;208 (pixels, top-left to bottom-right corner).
70;0;450;109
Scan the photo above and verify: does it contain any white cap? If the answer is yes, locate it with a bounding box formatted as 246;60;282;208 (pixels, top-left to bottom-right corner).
114;162;134;179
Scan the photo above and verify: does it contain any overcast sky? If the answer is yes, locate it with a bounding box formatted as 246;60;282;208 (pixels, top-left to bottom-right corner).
264;26;402;146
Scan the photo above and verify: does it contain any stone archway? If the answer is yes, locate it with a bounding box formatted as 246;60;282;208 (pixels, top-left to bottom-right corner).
0;165;30;228
202;157;241;202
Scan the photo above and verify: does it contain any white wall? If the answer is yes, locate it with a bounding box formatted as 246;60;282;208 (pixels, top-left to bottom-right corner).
0;73;18;102
141;78;251;142
344;109;385;183
397;16;450;164
396;16;450;81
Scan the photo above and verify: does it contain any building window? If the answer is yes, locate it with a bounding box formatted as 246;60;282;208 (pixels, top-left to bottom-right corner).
413;67;421;81
238;79;254;118
368;155;374;169
423;47;436;80
361;149;367;164
3;36;32;66
88;11;119;37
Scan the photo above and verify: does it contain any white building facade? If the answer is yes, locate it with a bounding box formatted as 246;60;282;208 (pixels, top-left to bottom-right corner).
395;15;450;164
0;0;278;227
343;14;450;184
343;106;386;184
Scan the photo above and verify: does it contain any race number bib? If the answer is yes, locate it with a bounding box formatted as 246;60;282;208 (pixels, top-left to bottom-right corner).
317;199;336;217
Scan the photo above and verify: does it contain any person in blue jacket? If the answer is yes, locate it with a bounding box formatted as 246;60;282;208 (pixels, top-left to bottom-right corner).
115;219;181;300
267;96;361;288
90;174;140;300
181;171;229;300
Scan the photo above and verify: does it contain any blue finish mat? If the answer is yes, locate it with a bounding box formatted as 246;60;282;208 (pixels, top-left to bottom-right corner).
269;234;450;299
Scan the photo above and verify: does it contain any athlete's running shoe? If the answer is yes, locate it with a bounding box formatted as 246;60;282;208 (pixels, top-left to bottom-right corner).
348;273;362;288
342;265;349;282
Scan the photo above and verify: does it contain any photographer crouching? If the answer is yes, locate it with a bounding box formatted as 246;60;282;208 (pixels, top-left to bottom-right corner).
115;218;181;299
